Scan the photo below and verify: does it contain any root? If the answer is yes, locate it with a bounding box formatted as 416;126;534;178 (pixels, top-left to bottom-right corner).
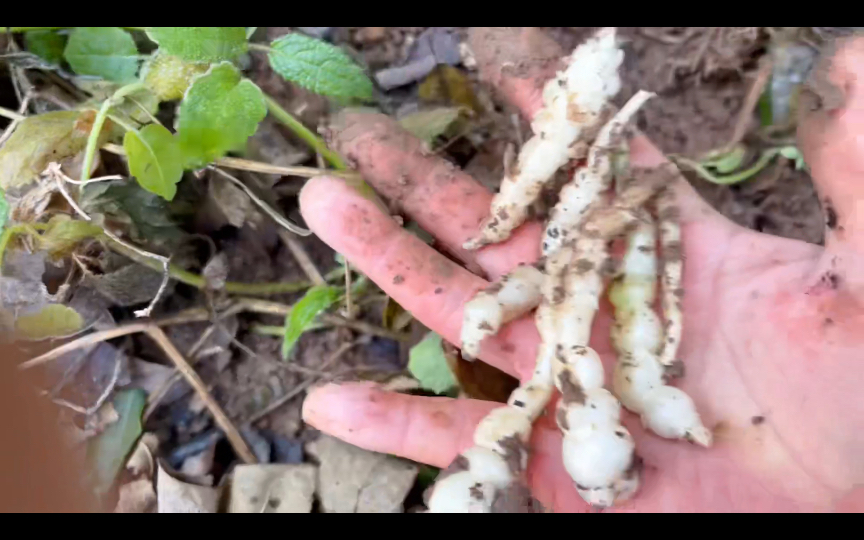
460;263;544;360
463;27;623;251
610;208;711;447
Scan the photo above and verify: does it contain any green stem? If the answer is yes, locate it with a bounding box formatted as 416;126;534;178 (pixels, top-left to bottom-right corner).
3;27;146;32
105;235;310;296
262;94;346;170
79;82;146;186
673;149;781;186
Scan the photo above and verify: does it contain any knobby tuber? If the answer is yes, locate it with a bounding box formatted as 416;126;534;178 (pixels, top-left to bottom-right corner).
462;27;623;251
428;27;712;513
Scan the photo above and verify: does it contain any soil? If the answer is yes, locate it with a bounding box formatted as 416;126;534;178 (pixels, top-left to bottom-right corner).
0;27;836;511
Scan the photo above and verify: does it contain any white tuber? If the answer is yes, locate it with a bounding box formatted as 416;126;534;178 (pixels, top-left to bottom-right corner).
542;90;655;258
463;27;623;251
551;180;663;508
460;264;544;360
609;209;711;447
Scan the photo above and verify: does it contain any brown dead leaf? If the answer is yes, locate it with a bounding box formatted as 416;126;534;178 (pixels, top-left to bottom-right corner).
307;434;418;513
209;175;252;228
228;464;317;513
443;341;519;403
126;433;159;477
157;463;220;513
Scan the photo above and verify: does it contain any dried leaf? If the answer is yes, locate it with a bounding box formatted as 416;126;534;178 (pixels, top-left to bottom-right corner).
176;62;267;168
86;388;147;495
398;107;463;145
14;304;84;340
37;215;102;258
86;263;166;307
307;435;418;513
408;332;457;395
124;123;185;201
202;253;229;291
0;190;8;236
157;463;220;513
268;33;373;102
0;111;98;190
418;65;481;113
126;433;159;477
209;175;252;227
228;464;317;513
442;341;519;403
64;27;139;83
282;285;341;359
145;27;248;63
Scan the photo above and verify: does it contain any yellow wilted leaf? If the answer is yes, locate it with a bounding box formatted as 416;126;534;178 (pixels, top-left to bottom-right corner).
15;304;83;340
0;111;107;190
417;65;481;114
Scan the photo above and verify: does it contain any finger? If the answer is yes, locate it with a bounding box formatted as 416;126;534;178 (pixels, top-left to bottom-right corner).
798;35;864;253
302;381;587;512
324;110;542;281
299;175;538;378
302;382;502;468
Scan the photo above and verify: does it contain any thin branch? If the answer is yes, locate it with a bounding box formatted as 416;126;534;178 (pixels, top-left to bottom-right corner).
725;56;773;154
279;231;325;286
209;166;312;237
50;165;91;221
144;326;257;464
319;313;411;342
52;352;122;416
101;229;171;318
0;105;25;121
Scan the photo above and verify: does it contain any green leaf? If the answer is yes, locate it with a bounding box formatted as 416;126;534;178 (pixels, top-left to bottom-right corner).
25;30;67;65
398;107;463;145
64;27;139;83
38;216;103;258
141;52;211;102
282;285;341;359
176;62;267;168
124;124;185;201
145;27;247;62
268;33;373;102
408;332;458;395
0;111;98;190
779;145;806;170
85;389;147;495
703;145;747;174
14;304;83;340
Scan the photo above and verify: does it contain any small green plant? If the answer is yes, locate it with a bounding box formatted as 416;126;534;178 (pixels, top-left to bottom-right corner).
2;27;374;202
671;143;806;186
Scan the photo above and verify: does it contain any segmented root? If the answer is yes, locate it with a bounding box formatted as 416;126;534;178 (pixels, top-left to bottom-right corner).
463;27;623;251
542;90;655;258
655;186;684;374
609;209;711;447
550;179;663;508
426;370;552;513
460;264;544;360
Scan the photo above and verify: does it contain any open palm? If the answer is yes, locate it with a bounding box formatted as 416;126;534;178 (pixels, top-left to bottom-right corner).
298;29;864;512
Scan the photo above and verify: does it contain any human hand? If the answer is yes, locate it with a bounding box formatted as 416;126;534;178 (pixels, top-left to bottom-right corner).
298;28;864;512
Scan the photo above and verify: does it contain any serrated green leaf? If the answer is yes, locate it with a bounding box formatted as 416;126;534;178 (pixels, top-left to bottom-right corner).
25;30;67;65
145;27;247;62
124;124;184;201
176;62;267;168
398;107;463;145
282;285;341;359
408;332;457;395
64;27;139;83
0;110;98;190
268;33;373;102
141;52;211;102
14;304;83;340
38;216;103;258
86;389;146;495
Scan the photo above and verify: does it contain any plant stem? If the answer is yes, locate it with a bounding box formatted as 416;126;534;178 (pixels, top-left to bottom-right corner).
673;148;781;186
3;27;146;32
0;105;25;121
105;235;310;296
79;82;146;186
262;94;346;170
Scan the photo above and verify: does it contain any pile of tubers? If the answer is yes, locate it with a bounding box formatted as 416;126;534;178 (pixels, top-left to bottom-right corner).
427;27;711;513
